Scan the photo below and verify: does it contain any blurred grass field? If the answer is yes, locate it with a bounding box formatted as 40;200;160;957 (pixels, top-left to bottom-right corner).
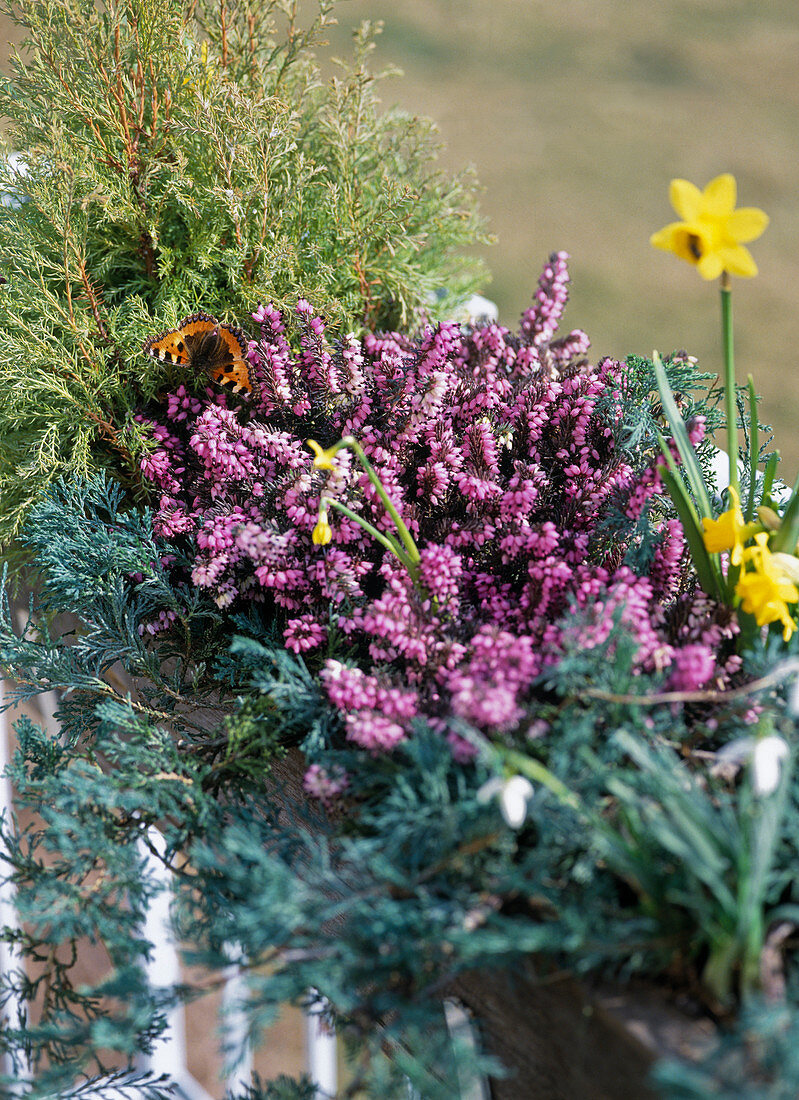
329;0;799;468
3;0;799;467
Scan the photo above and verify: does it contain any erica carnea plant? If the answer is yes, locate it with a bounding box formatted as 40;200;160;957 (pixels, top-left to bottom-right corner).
135;252;739;765
0;0;486;553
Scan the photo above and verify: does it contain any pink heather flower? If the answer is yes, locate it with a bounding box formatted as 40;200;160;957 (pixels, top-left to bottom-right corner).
439;626;542;735
666;643;717;692
191;555;229;588
303;763;350;806
321;661;417;720
446;728;481;763
554;570;674;674
135;271;728;760
137;608;178;636
520;251;571;349
345;711;407;752
284;615;327;653
449;675;523;733
417;544;462;612
140;449;175;487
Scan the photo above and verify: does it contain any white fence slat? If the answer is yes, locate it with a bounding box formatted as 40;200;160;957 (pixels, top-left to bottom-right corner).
305;990;337;1098
0;681;31;1090
136;828;216;1100
221;957;254;1093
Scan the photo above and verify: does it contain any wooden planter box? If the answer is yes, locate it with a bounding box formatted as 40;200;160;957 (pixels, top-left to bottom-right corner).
450;967;715;1100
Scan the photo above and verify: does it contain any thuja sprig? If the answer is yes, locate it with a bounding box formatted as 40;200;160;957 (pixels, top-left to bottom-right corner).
0;0;489;561
307;436;422;586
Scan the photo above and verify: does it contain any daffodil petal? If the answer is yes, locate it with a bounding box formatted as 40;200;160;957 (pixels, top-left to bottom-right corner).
718;245;758;278
650;223;683;251
727;207;770;243
307;439;336;469
696;251;725;280
703;173;737;216
669;178;703;221
653;174;768;280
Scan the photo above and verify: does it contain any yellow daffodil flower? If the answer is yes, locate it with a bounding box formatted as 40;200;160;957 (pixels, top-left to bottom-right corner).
651;174;769;280
306;439;338;470
701;486;754;565
312;505;332;546
735;533;799;640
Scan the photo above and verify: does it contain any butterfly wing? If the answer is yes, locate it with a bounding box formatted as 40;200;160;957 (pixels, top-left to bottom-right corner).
143;313;253;394
206;323;252;395
142;312;218;367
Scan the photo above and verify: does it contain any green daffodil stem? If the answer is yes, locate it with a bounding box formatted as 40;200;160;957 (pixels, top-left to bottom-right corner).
721;272;739;495
308;434;424;588
324;497;419;584
342;436;421;568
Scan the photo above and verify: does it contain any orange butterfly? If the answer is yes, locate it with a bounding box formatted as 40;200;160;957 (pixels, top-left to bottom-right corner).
143;312;253;394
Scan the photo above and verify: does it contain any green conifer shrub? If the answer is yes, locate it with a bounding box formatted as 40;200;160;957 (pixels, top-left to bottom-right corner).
0;0;486;553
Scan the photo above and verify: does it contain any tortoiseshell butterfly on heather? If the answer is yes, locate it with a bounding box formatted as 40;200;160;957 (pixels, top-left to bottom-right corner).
143;312;253;394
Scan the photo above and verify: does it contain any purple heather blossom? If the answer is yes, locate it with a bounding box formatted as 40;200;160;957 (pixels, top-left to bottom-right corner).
345;711;408;752
650;519;687;599
135;254;735;775
321;661;418;720
519;250;571;349
137;608;178;636
666;643;716;692
303;763;350;806
284;615;328;653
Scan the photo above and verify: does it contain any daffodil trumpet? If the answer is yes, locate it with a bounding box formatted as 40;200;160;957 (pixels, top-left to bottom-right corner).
311;504;333;547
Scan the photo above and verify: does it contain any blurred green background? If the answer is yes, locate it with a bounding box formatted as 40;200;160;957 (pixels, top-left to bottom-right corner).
3;0;799;465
